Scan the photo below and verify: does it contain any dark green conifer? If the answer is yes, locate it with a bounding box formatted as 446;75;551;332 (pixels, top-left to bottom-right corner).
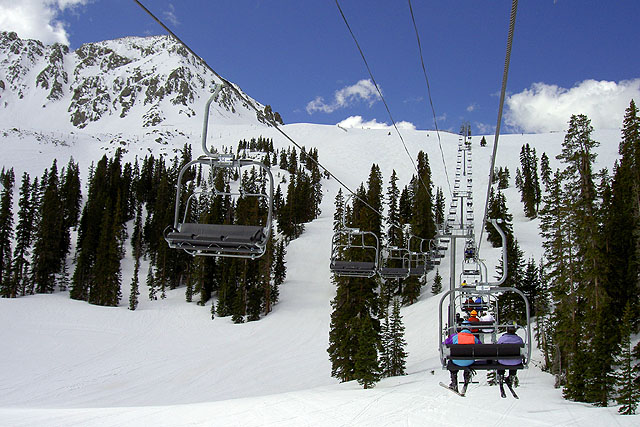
0;168;15;297
388;298;407;376
616;303;640;414
354;315;381;388
11;173;35;296
431;269;442;295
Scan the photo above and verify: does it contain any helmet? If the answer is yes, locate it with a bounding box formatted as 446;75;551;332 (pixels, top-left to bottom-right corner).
470;310;477;316
462;320;471;326
506;322;517;333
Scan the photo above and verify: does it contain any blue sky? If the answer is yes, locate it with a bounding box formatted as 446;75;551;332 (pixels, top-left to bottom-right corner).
2;0;639;133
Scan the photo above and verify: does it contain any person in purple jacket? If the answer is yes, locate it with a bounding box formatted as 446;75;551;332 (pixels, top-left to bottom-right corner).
496;323;524;386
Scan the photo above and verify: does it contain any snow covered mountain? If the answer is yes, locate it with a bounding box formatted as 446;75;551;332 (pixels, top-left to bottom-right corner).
0;31;271;133
0;33;635;426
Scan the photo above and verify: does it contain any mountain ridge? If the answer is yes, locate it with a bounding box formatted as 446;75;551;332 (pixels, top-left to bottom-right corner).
0;31;272;134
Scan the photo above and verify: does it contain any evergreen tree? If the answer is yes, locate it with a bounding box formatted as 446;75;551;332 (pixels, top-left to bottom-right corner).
485;189;513;247
534;259;554;371
0;168;14;297
333;189;345;232
386;170;402;246
129;203;143;311
365;164;383;237
616;303;640;414
379;304;392;377
540;152;552;188
605;100;640;325
519;144;541;218
388;298;408;377
59;158;81;258
410;152;435;239
434;187;445;226
520;258;541;316
272;239;286;304
90;195;123;306
354;315;381;388
431;269;443;295
33;162;64;294
11;173;36;296
147;265;157;301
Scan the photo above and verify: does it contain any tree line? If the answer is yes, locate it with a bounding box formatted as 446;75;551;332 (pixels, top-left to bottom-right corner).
0;136;324;324
484;101;640;413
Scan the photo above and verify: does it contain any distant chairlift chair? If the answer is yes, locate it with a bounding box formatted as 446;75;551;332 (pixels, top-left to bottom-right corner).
378;245;411;280
329;227;380;278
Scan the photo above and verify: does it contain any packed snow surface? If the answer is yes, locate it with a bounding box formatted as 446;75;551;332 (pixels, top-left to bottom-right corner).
0;119;636;425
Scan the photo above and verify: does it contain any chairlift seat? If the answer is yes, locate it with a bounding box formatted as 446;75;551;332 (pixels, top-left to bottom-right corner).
330;260;377;277
444;343;525;370
165;223;266;255
461;303;490;312
379;267;410;279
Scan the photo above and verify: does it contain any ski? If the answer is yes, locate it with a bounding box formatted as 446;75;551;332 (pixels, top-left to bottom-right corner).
439;382;465;397
505;381;519;399
460;381;469;396
498;382;507;398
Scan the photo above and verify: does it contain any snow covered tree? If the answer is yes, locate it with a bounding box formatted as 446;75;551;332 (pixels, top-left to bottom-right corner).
387;298;407;377
431;269;442;295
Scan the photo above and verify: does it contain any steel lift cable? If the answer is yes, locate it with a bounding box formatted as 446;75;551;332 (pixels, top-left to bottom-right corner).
132;0;392;229
477;0;519;258
407;0;453;198
334;0;433;202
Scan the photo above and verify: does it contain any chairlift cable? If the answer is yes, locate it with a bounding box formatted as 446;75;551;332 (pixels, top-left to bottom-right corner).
132;0;392;228
477;0;518;258
407;0;453;198
334;0;433;202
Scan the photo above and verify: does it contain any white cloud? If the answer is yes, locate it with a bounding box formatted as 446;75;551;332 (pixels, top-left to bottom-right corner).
474;122;495;135
466;103;477;112
337;115;415;131
306;79;381;114
163;3;179;26
505;79;640;133
0;0;89;45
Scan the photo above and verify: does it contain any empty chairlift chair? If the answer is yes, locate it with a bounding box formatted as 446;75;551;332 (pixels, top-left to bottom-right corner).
378;246;411;280
164;156;274;258
330;227;380;278
164;84;274;259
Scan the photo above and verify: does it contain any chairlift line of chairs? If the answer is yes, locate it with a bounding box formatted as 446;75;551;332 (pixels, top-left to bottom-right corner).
329;216;440;280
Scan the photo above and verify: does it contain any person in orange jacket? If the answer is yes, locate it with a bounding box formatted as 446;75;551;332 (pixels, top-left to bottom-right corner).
467;309;480;333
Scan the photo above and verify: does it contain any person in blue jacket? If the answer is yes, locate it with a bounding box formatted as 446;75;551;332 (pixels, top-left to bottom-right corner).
497;323;524;386
447;321;481;392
